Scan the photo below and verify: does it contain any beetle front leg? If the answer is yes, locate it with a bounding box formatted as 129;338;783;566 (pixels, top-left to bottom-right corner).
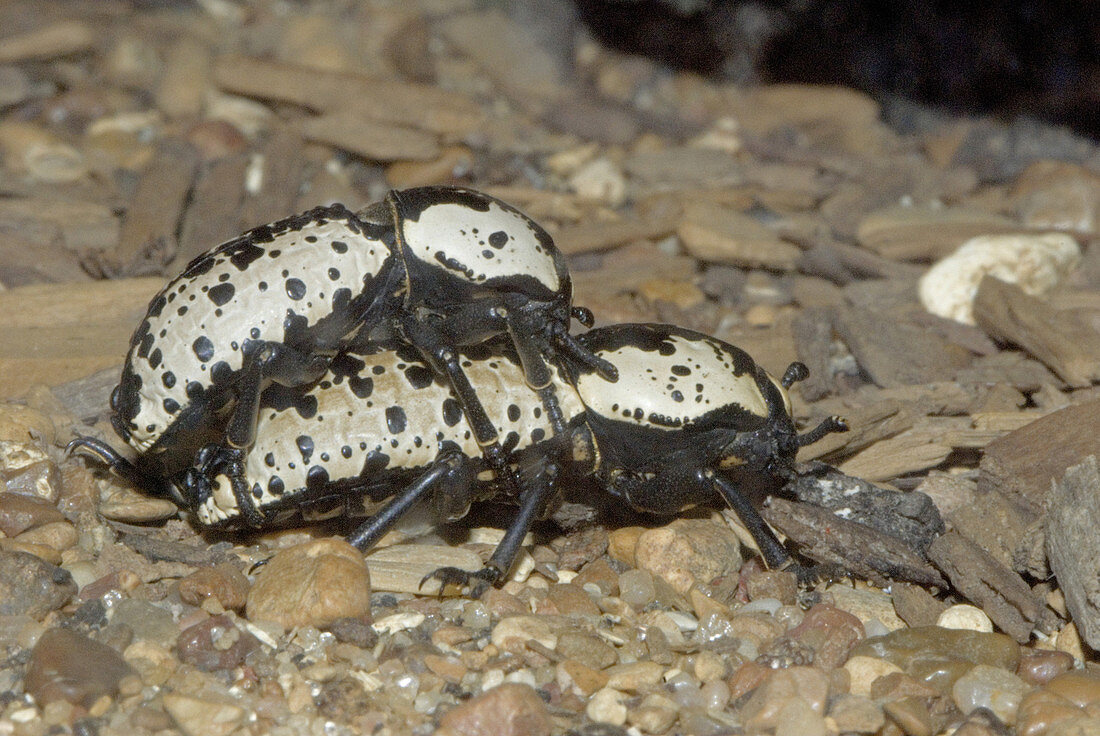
187;443;266;528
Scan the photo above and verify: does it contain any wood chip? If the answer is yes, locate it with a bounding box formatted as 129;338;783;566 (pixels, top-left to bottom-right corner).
834;307;974;388
0;278;161;398
300;113;439;162
98;139;199;277
0;197;119;253
926;530;1044;643
855;205;1017;261
838;430;953;482
791;308;836;402
212;55;483;136
973;275;1100;387
0;232;90;287
0;20;94;63
892;582;948;627
237;126;306;229
365;544;484;595
797;400;915;462
677;200;801;270
173;153;249;272
1046;456;1100;650
553;210;681;255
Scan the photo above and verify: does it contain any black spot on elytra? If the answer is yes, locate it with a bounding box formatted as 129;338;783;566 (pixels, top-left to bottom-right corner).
341;445;352;459
268;476;284;496
186;381;204;400
148;347;162;370
331;240;347;254
229;242;265;271
327;267;340;281
264;453;275;467
531;427;545;443
671;365;691;376
306;465;329;490
372;365;386;375
182;255;216;278
162;397;179;414
192;336;214;362
162;371;176;388
349;375;373;399
671;390;684;402
481;249;494;259
503;431;520;453
507;404;520;422
285;278;306;300
211;361;233;385
658;341;676;356
137;333;154;359
488;230;508;249
386;406;407;434
147;295;167;318
252;484;263;499
361;450;389;476
441;398;463;427
403;365;433;389
296;435;314;464
263;384;318;420
208;283;235;306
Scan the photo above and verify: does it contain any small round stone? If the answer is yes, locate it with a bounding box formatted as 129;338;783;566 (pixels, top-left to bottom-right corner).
952;664;1030;725
634;519;741;593
937;604;994;632
586;687;628;726
436;683;552;736
845;655;905;697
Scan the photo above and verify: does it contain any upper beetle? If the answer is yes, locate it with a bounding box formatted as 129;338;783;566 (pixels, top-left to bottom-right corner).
174;323;846;592
70;187;614;524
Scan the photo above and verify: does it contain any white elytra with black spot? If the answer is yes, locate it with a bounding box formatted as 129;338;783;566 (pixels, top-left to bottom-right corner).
574;333;789;429
125;209;388;450
196;351;586;525
400;198;561;290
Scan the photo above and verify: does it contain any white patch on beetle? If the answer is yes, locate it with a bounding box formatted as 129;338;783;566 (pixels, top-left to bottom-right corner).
575;334;770;429
399;199;561;291
125;210;389;450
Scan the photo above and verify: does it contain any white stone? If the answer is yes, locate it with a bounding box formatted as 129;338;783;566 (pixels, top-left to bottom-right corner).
569;157;626;207
937;604;994;632
919;233;1080;325
586;687;628;726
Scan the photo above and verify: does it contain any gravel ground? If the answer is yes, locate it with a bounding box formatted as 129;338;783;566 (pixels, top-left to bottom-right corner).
0;2;1099;736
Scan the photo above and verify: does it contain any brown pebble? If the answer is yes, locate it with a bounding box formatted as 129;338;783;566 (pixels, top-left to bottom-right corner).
607;526;645;567
328;616;378;648
544;583;600;617
14;520;77;552
557;631;617;671
744;569;798;605
25;628;134;708
436;683;552;736
1018;649;1076;687
785;604;865;670
560;659;609;696
829;693;886;734
1045;670;1100;708
0;548;76;619
883;696;933;736
728;660;773;701
176;614;261;672
634;519;741;593
245;537;370;629
572;557;619;596
0;491;64;536
1017;687;1089;736
743;666;829;731
482;587;528;617
424;653;467;683
178;562;250;611
871;672;941;702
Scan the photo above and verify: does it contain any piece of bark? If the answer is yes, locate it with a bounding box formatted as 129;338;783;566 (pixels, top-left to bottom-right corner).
791;308;837;402
299;114;439;162
837;430;953;482
553;209;681;255
979;396;1100;516
172;153;249;272
0;197;119;253
954;350;1063;393
796;240;925;284
0;278;161;398
834;306;974;388
785;462;945;553
96;139;200;278
238;127;306;230
973;276;1100;387
797;399;915;462
1045;456;1100;650
0;232;90;287
212;55;483;136
946;488;1034;574
926;531;1043;643
763;496;946;588
50;366;119;424
892;582;949;628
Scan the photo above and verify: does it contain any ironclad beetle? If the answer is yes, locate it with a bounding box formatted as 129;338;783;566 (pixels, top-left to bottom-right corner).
70;186;616;521
177;323;847;592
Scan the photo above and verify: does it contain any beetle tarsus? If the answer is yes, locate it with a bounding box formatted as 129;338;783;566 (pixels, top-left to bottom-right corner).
780;362;810;388
796;415;849;447
420;565;500;598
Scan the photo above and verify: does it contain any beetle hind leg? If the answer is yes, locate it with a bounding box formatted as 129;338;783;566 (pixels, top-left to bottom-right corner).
67;436;172;498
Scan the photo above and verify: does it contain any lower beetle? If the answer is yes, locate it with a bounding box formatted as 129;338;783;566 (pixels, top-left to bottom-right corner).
177;323;846;591
70;187;615;525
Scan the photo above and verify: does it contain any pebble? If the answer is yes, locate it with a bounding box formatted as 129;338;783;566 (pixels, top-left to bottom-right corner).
14;520;77;552
634;518;741;593
176;614;261;672
572;557;618;596
743;569;798;605
828;693;886;734
604;660;664;692
607;525;645;566
0;441;61;501
0;404;56;445
24;627;134;707
678;200;802;270
1016;671;1100;736
436;683;552;736
629;693;679;733
1012;160;1100;234
543;582;601;617
558;659;608;695
883;696;933;736
556;631;617;670
162;693;246;736
742;666;829;731
96;482;179;522
491;614;558;652
919;232;1080;325
0;491;65;536
827;583;907;631
245;537;371;629
569;157;626;207
784;603;866;670
1017;649;1075;687
177;562;250;611
585;686;628;726
938;603;995;632
849;626;1021;694
0;548;76;619
844;655;905;697
618;568;658;608
952;663;1030;724
110;598;177;646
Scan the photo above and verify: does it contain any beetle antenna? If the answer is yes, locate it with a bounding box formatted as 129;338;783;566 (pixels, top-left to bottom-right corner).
781;362;809;388
796;416;849;446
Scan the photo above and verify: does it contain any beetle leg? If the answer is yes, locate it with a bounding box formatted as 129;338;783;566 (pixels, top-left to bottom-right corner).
571;305;595;328
225;342;330;450
191;444;266;528
697;468;793;570
426;458;561;597
796;415;849;447
549;321;619;382
66;436;174;498
346;450;473;551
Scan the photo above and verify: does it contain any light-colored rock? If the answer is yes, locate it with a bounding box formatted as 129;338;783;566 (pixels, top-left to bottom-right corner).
586;687;628;726
569;157;626;207
245;537;370;629
162;694;246;736
952;664;1030;725
634;518;741;594
937;604;994;633
844;655;905;697
490;615;557;652
436;683;552;736
919;233;1080;325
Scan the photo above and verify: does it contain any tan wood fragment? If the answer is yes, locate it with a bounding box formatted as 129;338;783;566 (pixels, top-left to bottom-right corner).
1046;456;1100;650
212;55;483;136
838;430;952;482
365;545;483;595
553;210;681;255
677;200;801;270
0;198;119;253
0;278;160;398
973;276;1100;387
300;114;439;162
102;139;199;277
797;400;915;462
173;154;249;272
238;126;307;229
0;20;94;63
856;205;1017;261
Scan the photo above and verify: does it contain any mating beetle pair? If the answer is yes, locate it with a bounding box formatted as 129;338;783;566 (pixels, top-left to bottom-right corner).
72;187;615;527
72;187;847;590
181;323;846;590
